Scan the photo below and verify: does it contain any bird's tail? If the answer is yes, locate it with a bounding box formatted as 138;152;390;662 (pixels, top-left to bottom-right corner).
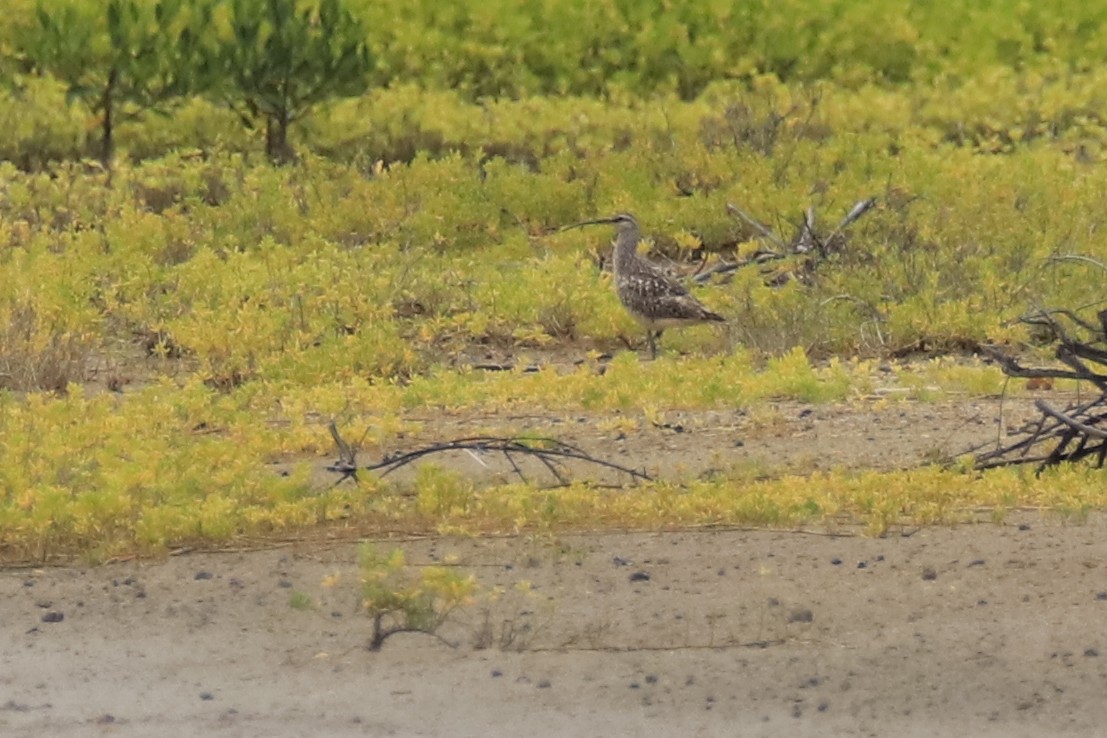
703;309;726;323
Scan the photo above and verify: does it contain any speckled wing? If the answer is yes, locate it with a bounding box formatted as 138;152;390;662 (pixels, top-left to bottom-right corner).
616;267;726;327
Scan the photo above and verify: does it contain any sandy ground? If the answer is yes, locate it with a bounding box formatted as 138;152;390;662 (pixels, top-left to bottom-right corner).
4;395;1107;737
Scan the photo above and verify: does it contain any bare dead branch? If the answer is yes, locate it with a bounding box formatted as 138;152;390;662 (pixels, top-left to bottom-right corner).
368;617;459;651
837;197;879;231
979;345;1094;383
720;196;877;287
824;197;878;247
1035;399;1107;439
324;427;653;489
692;259;741;284
1020;307;1106;338
725;202;787;249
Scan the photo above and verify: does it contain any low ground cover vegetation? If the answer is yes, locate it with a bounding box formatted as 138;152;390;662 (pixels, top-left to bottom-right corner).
2;0;1107;563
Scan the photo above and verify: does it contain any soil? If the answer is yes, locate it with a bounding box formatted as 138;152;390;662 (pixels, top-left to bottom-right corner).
5;394;1107;737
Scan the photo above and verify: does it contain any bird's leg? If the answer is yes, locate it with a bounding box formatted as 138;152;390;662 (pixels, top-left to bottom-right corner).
648;330;663;360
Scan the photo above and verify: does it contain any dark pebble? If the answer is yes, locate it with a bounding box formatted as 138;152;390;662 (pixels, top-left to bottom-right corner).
968;559;986;567
645;674;658;684
789;609;814;623
830;558;842;566
818;702;829;712
856;561;867;570
629;682;640;689
1085;648;1099;657
536;680;551;689
1096;592;1107;601
491;670;503;678
277;579;293;589
1018;523;1031;531
96;714;116;724
41;611;64;623
35;600;52;609
200;692;214;701
922;567;937;581
613;557;630;567
629;571;650;582
194;571;213;581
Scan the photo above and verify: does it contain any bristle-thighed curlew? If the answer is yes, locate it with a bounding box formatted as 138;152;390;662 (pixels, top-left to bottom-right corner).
569;213;725;358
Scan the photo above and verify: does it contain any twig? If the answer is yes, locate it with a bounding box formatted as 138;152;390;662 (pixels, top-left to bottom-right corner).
1022;307;1107;337
1046;253;1107;273
327;421;361;487
526;638;789;654
368;619;459;651
692;259;741;284
324;428;653;488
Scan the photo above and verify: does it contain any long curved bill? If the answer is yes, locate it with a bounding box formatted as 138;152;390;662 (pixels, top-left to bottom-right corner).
559;216;620;232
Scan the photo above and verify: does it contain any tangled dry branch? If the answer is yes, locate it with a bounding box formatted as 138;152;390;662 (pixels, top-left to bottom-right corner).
976;307;1107;471
694;197;877;286
325;422;652;488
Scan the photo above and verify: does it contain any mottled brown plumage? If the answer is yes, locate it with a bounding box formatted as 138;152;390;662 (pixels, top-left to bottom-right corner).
570;213;725;358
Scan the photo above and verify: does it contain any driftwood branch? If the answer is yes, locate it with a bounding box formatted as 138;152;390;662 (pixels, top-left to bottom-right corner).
325;422;652;488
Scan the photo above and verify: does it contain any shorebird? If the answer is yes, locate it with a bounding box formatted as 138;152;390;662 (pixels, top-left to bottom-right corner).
568;213;726;358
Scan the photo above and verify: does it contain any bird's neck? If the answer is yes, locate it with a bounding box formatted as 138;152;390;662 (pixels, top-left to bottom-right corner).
612;231;640;274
